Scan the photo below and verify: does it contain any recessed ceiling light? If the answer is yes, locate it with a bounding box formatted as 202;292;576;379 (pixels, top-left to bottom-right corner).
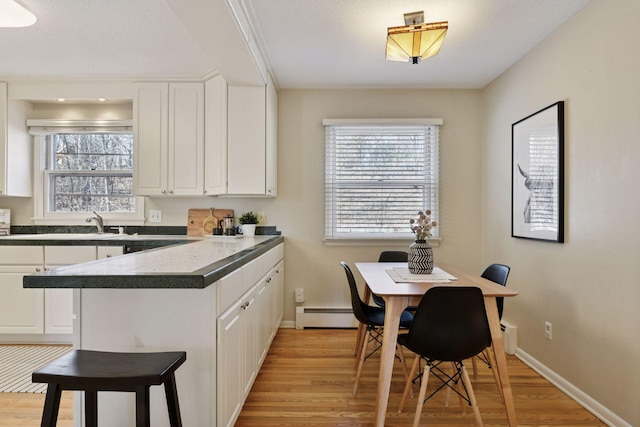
57;98;66;103
96;98;108;103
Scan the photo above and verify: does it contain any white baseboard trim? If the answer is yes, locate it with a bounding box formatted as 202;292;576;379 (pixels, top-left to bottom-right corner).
279;320;296;329
516;348;630;427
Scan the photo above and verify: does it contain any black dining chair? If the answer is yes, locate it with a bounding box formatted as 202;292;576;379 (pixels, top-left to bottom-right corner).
354;251;413;361
397;286;491;427
471;263;510;378
371;251;409;308
341;261;413;396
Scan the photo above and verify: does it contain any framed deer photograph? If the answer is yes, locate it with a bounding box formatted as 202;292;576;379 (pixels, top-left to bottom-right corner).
512;101;564;242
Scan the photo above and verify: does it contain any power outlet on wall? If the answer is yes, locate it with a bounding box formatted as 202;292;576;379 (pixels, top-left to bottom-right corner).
257;212;266;224
149;210;162;223
544;321;552;340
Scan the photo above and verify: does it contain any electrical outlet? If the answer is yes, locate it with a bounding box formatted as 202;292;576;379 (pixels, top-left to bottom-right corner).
544;321;552;340
257;212;266;224
149;210;162;223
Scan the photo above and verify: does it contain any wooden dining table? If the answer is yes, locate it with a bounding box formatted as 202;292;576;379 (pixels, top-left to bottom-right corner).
355;262;520;427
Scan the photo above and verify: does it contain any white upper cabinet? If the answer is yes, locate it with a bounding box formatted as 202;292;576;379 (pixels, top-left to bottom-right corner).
227;74;277;196
0;82;32;197
204;75;228;196
134;82;204;196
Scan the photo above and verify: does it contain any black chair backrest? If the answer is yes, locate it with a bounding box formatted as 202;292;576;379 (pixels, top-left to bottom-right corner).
401;287;492;362
341;262;374;326
378;251;408;263
481;263;510;319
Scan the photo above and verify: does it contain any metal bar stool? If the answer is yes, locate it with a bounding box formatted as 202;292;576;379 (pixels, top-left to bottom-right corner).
32;350;186;427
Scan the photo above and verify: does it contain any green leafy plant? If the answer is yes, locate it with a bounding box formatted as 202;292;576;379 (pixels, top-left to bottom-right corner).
238;211;259;225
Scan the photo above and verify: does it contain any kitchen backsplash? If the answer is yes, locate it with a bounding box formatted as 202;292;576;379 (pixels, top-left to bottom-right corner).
10;225;281;236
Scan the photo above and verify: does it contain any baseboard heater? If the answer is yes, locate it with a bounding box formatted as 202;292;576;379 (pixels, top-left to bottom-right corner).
500;320;517;355
295;307;358;329
295;308;517;353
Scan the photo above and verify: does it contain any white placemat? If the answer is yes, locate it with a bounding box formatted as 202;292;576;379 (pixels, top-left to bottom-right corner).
386;267;457;283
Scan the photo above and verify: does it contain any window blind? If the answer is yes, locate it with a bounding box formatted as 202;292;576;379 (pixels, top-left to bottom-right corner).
325;123;440;240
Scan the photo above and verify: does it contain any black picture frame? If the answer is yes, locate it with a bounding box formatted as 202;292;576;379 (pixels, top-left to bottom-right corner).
511;101;564;242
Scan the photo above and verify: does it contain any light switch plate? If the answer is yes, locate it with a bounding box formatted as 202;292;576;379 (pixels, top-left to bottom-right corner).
149;210;162;223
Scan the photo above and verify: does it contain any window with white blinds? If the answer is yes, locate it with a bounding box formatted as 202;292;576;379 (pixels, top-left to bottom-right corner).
324;120;441;241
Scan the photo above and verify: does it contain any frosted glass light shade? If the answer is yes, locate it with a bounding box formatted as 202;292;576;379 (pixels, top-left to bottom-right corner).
386;21;448;64
0;0;37;27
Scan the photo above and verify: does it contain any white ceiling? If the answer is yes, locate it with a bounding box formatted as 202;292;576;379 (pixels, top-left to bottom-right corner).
0;0;591;89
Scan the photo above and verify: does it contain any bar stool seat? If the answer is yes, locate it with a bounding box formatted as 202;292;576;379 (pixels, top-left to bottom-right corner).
32;349;186;427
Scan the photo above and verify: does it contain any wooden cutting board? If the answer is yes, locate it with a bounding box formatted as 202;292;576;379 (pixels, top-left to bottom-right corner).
187;208;234;236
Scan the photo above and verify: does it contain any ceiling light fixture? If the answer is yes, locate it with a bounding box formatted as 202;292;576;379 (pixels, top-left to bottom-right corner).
385;11;448;64
0;0;37;28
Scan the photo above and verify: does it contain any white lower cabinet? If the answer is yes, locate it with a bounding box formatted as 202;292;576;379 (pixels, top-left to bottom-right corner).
0;246;44;334
44;246;97;335
216;243;284;427
0;245;124;341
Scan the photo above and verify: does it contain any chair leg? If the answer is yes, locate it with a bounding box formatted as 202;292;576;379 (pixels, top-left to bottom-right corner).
412;362;432;427
135;386;151;427
40;383;62;427
354;322;366;368
471;354;479;379
460;365;484;427
398;355;420;413
164;373;183;427
352;327;371;396
396;345;414;398
85;391;98;427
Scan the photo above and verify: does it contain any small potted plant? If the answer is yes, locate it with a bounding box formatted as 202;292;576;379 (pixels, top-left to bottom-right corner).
238;211;259;237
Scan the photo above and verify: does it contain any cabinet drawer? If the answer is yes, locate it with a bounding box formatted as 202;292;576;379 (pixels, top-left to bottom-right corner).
217;268;245;314
45;246;96;265
0;246;43;265
272;243;284;263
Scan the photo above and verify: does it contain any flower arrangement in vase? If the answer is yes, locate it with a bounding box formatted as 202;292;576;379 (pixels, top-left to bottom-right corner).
409;210;437;242
408;210;437;274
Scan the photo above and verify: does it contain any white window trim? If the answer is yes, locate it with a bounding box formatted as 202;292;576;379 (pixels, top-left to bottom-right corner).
30;122;145;226
323;118;442;246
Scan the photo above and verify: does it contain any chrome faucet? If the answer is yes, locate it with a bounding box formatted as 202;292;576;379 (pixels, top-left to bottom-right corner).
86;211;104;234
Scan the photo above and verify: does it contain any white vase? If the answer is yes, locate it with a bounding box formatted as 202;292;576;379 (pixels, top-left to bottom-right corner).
408;240;434;274
242;224;256;237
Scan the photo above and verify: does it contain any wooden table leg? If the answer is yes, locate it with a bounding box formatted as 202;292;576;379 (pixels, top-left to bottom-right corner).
375;295;409;427
484;296;518;426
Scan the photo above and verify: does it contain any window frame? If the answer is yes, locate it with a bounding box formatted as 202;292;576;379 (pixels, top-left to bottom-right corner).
323;118;442;246
29;120;145;226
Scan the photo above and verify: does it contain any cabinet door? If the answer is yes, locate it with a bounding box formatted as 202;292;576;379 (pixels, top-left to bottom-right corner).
227;86;266;195
0;266;44;334
272;260;284;336
265;74;278;196
44;246;97;335
0;82;6;195
134;83;169;196
168;82;204;195
217;298;244;427
204;75;228;195
242;285;258;397
0;82;32;197
97;246;124;259
256;272;273;366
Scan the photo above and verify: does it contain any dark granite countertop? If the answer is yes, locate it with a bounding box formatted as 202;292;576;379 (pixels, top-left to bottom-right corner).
23;236;284;289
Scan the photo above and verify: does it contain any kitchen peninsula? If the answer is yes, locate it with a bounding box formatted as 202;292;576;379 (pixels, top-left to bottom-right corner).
23;235;285;427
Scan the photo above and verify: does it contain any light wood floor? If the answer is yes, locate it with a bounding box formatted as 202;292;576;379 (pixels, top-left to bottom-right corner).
0;328;605;427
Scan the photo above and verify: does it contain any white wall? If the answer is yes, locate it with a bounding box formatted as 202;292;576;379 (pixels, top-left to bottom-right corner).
481;1;640;425
274;89;483;323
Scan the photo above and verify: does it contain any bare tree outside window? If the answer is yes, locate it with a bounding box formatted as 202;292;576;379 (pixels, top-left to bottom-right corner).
48;133;135;212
